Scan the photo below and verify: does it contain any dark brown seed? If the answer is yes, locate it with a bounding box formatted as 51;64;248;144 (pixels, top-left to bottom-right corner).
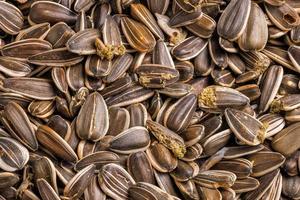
45;22;75;48
217;0;251;41
171;36;208;61
212;158;252;179
146;141;178;173
37;178;60;200
225;108;266;146
0;172;19;189
0;1;24;35
28;48;84;67
243;169;280;200
109;126;150;154
106;85;155;107
64;164;95;199
129;182;175;200
36;125;78;162
103;53;133;83
76;92;109;141
29;1;77;25
164;93;197;132
1;39;52;59
75;151;120;171
3;78;56;100
247;151;285;177
272;122;300;156
127;151;156;184
147;120;186;158
0;56;32;77
1;101;38;151
67;29;100;55
99;163;135;199
137;64;179;89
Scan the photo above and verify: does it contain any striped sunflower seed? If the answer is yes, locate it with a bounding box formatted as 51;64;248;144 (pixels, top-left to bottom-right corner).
136;64;179;88
0;57;32;77
212;158;252;179
63;164;95;199
2;78;56;100
127;103;147;127
109;126;151;154
36;125;78;162
45;22;75;48
272;122;300;156
231;177;260;193
1;101;38;151
0;172;19;189
1;39;52;59
198;85;250;113
129;182;175;200
170;160;199;182
75;151;120;171
16;22;50;41
259;65;284;113
0;137;29;172
193;170;237;189
164;93;197;132
247;151;285;177
107;107;130;136
37;178;60;200
146;120;186;158
171;36;208;61
130;3;164;40
217;0;251;41
225;108;267;146
29;1;77;25
28;47;84;66
146;141;178;173
238;2;268;51
33;156;58;194
98;163;135;199
0;1;23;35
121;17;156;52
127;151;156;184
67;29;100;55
76;92;109;141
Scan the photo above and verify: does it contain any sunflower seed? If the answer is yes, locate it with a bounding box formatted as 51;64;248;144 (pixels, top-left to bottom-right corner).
146;141;178;173
2;78;56;100
0;137;29;172
225;108;266;146
109;126;150;154
217;0;251;41
99;163;135;199
36;125;78;162
272;122;300;156
0;1;23;35
121;17;156;52
147;120;186;158
76;92;109;141
193;170;237;189
1;101;38;151
29;1;77;25
127;151;155;184
64;164;95;199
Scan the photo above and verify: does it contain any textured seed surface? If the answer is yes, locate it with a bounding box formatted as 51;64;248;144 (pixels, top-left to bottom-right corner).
0;0;299;199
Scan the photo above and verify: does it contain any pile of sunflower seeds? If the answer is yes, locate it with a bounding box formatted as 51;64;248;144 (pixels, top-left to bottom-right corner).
0;0;300;199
